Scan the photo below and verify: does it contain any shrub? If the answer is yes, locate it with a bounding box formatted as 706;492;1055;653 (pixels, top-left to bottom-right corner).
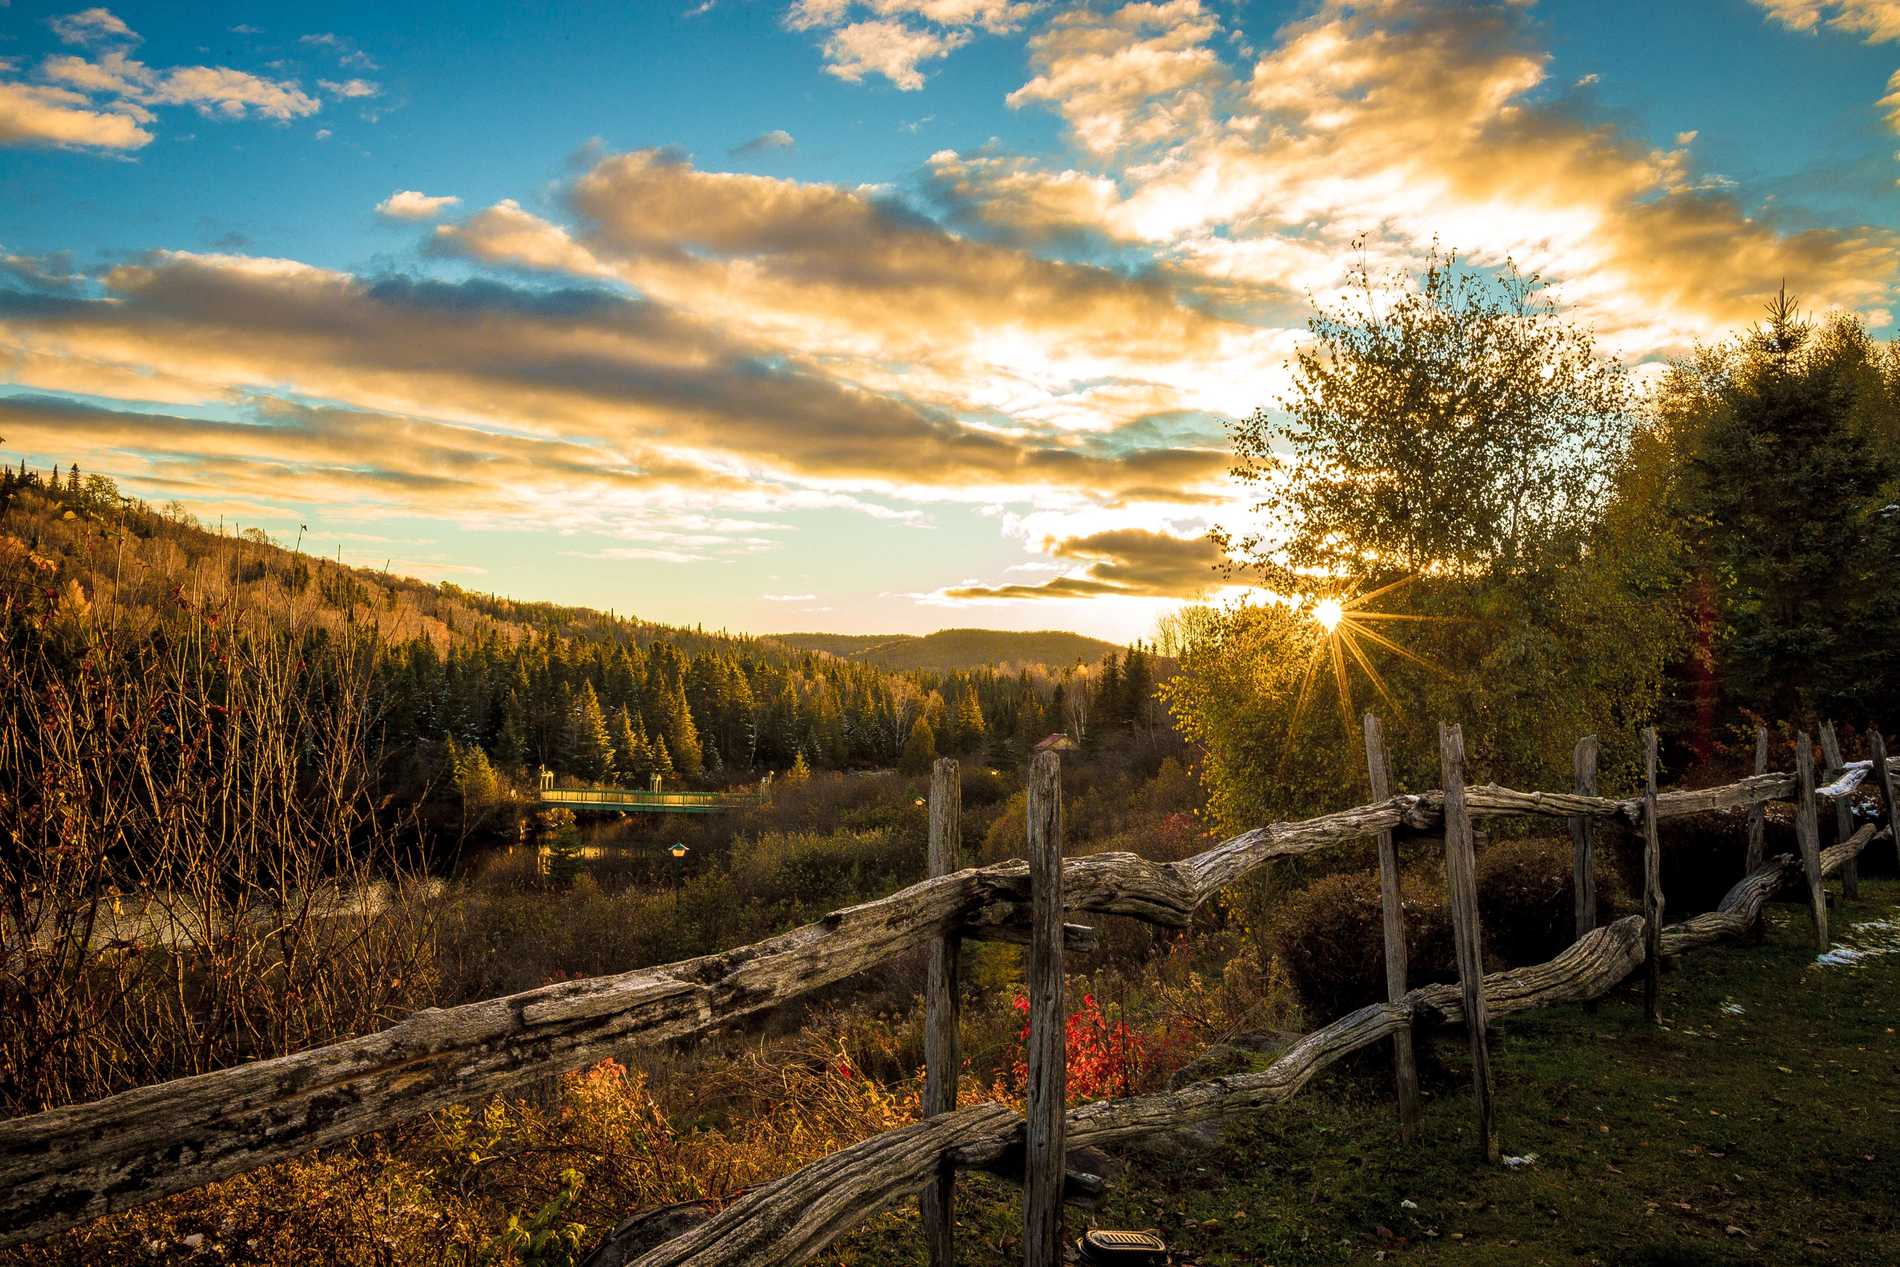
1477;837;1624;965
1271;869;1457;1022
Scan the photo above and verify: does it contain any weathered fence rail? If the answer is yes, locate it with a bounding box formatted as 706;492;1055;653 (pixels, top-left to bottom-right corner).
3;731;1895;1257
581;827;1881;1267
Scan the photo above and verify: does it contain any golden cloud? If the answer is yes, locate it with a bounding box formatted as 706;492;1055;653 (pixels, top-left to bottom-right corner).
941;527;1228;599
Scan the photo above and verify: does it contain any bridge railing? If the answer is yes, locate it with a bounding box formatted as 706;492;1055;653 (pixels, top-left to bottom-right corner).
537;786;762;810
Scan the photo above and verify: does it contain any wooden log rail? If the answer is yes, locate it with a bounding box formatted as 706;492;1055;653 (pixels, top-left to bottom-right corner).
4;756;1897;1248
583;825;1884;1267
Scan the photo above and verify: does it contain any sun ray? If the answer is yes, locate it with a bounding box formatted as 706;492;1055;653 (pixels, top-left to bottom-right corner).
1287;646;1323;741
1345;610;1466;624
1348;617;1453;676
1337;624;1399;714
1289;574;1458;738
1341;573;1419;611
1330;633;1353;727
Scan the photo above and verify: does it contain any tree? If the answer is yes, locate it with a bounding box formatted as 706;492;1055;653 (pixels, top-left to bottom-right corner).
566;681;616;782
1666;294;1898;726
1122;646;1153;728
662;682;704;778
610;706;648;779
899;714;937;776
953;684;986;753
1221;243;1634;587
1171;245;1678;826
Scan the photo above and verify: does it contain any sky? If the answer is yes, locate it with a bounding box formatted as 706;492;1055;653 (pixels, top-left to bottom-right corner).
2;0;1899;643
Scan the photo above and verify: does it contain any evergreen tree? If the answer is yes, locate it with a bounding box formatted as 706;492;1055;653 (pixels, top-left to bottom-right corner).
495;690;528;769
663;681;704;777
1123;647;1153;728
610;705;646;780
567;680;617;781
1674;294;1896;723
953;684;986;754
1095;653;1125;726
899;714;937;775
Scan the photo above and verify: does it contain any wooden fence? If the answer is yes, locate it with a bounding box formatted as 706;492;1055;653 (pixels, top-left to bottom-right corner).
2;720;1895;1265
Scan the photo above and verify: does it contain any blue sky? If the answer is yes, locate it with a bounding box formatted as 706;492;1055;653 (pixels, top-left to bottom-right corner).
4;0;1899;641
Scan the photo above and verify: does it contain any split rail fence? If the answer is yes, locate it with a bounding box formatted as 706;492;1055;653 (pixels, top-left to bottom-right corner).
2;719;1896;1266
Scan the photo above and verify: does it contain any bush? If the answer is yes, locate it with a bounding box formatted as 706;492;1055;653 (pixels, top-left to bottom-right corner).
1271;869;1457;1022
1477;837;1624;965
1604;809;1800;920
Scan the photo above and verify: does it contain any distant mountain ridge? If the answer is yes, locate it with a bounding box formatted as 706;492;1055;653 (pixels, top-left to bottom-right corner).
772;628;1118;672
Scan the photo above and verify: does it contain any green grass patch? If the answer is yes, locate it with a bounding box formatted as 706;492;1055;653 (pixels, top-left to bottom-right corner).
841;880;1900;1266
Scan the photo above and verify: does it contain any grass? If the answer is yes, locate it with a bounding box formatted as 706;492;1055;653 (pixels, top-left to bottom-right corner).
837;879;1900;1266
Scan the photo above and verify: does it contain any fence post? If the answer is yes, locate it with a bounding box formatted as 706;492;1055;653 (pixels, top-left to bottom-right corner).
1362;713;1420;1142
1818;722;1858;901
1023;750;1065;1267
1872;730;1898;872
1745;725;1769;944
1794;733;1829;951
1437;722;1498;1164
921;758;962;1267
1569;735;1599;942
1641;728;1665;1024
1745;726;1769;873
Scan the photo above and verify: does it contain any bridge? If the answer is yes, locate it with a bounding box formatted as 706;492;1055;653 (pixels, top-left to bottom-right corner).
535;769;769;814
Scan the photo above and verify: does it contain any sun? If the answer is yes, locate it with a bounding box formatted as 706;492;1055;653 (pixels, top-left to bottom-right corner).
1286;576;1460;736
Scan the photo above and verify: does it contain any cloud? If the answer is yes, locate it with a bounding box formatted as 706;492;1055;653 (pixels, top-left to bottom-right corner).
783;1;1035;88
1750;0;1900;42
319;78;380;99
785;1;1037;35
1007;0;1228;155
815;19;969;88
25;47;323;143
730;128;795;156
761;592;819;601
0;79;151;149
940;0;1900;355
300;32;380;71
941;528;1227;600
377;190;461;219
0;250;1231;522
432;148;1289;449
50;7;139;47
1881;70;1900;133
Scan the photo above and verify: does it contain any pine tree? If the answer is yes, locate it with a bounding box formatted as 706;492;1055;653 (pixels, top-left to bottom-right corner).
787;748;812;782
664;682;704;777
899;714;937;775
1680;293;1895;722
953;685;986;754
1095;653;1125;726
1122;647;1153;728
567;680;617;781
610;705;646;780
495;690;528;769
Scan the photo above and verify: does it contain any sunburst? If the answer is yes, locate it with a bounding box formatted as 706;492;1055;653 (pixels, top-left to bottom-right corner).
1288;575;1460;734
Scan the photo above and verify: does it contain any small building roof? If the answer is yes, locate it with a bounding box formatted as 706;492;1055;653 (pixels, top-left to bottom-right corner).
1035;732;1078;752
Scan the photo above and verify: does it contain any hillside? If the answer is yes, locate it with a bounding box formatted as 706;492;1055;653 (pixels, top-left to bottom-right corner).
0;467;1151;793
774;627;1118;672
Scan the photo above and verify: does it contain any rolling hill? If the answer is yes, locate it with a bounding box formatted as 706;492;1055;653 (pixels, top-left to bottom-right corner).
772;627;1118;672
